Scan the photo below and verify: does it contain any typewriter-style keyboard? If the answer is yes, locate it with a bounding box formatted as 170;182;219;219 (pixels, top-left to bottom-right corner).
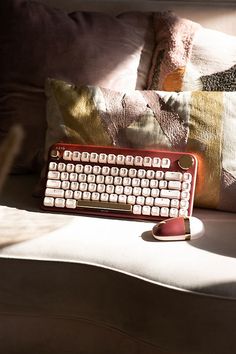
42;143;198;221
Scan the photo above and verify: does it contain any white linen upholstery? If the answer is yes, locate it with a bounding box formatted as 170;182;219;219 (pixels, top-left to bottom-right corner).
1;1;236;353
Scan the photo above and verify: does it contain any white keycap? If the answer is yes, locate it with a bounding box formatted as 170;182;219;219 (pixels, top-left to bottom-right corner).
165;171;182;181
101;193;109;202
63;150;72;161
168;181;181;190
132;178;140;187
127;195;136;205
74;191;82;200
161;158;170;168
143;156;152;167
49;162;57;171
150;180;158;188
48;171;60;180
109;194;118;202
79;183;88;192
78;174;87;182
98;153;107;164
136;196;145;205
55;198;65;208
61;181;70;190
43;197;54;207
114;177;122;185
90;152;98;163
160;189;181;199
111;167;119;176
133;187;141;196
106;185;114;194
71;182;79;191
84;165;93;174
61;172;69;181
142;206;151;216
142;188;151;197
58;163;66;172
72;151;81;161
66;164;75;173
105;176;113;185
108;154;116;164
156;171;164;180
75;164;83;173
152;157;161;168
183;173;192;182
151;206;160;216
96;175;104;184
118;195;127;204
93;166;101;175
182;182;191;191
87;174;96;183
137;169;146;178
119;168;128;177
151;188;159;198
82;192;91;200
146;170;155;179
154;197;170;207
179;208;188;217
115;186;123;195
81;152;90;162
88;183;97;192
102;166;110;175
97;184;106;193
141;179;149;188
134;156;143;166
180;200;189;209
160;207;169;217
65;190;73;199
171;199;179;208
128;169;137;178
123;177;131;186
116;155;125;165
46;180;61;189
125;155;134;165
133;205;142;215
66;199;76;209
92;192;100;201
159;180;168;189
69;173;78;182
124;186;133;195
169;208;179;218
146;197;154;206
45;188;64;198
181;191;190;200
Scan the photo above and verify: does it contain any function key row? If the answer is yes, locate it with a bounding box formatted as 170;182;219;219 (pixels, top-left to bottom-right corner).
56;150;171;169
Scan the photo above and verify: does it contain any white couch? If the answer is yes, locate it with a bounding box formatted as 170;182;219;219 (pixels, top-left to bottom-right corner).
1;1;236;353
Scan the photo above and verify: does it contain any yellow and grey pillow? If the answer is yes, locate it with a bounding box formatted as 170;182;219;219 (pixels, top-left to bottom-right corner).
44;78;236;213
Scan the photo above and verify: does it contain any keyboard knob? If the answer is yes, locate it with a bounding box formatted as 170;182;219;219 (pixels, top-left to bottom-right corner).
178;155;194;170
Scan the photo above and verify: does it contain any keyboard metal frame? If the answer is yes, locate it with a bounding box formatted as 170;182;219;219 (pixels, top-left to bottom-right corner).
42;143;198;221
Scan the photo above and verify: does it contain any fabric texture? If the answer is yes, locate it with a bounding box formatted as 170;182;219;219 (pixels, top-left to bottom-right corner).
0;0;154;173
148;11;236;92
45;78;236;213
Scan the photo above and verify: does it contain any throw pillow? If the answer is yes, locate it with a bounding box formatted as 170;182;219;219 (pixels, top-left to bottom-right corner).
0;0;154;172
147;11;236;92
44;78;236;213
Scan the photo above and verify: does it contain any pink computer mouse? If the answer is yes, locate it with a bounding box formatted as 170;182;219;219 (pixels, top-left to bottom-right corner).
152;216;205;241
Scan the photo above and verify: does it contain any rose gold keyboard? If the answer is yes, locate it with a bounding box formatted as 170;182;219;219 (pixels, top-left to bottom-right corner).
42;143;198;221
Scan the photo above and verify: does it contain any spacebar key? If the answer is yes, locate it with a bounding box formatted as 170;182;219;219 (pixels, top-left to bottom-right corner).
77;200;132;213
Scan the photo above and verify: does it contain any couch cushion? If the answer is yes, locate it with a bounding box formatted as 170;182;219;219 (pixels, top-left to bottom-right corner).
0;0;153;172
1;174;236;353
